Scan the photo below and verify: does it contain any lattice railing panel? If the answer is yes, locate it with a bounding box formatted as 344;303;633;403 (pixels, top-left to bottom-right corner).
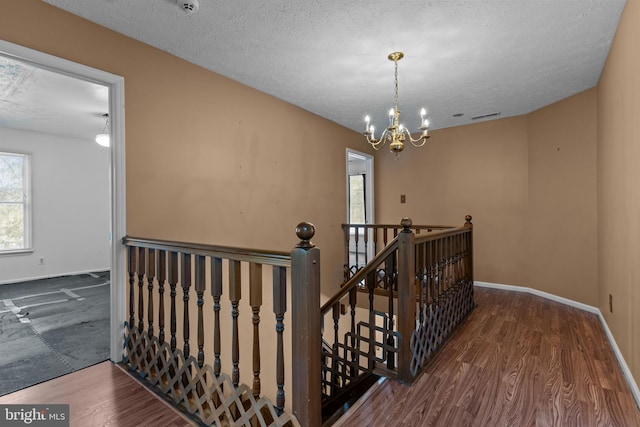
409;280;475;376
123;324;300;427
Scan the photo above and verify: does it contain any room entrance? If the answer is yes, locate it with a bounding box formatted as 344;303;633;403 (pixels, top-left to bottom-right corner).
0;39;125;394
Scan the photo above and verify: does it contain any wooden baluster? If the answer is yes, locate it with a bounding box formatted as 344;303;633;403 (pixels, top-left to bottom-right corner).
417;242;425;325
158;250;167;345
195;255;206;368
443;236;449;291
137;247;145;332
229;260;241;387
128;246;137;329
439;237;445;292
343;224;350;282
354;225;360;268
386;252;396;369
437;239;442;296
147;249;156;337
331;302;340;395
447;236;456;288
181;253;192;358
455;233;462;284
428;240;435;306
363;225;369;264
451;234;457;285
366;268;376;370
168;251;179;352
349;287;357;377
373;225;379;255
273;265;287;415
250;262;262;398
211;257;223;378
445;236;450;290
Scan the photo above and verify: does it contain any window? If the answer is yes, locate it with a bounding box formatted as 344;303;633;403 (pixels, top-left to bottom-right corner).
349;174;366;223
0;152;31;253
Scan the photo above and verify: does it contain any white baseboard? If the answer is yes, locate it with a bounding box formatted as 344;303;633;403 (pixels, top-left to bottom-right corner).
474;281;640;410
0;268;110;286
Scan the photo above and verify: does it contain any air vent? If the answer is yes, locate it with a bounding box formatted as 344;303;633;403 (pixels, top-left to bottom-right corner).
177;0;199;14
471;112;501;120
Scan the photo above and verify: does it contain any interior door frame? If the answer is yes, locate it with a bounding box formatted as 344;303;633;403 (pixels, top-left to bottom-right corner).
0;39;126;362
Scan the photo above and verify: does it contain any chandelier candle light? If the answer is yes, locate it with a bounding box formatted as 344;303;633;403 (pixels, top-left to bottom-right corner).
363;52;430;154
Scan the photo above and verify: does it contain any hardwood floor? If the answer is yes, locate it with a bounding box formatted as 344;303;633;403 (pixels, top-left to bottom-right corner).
335;287;640;427
0;361;195;427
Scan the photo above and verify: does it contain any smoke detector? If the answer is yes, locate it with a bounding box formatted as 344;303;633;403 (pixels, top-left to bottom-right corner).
177;0;199;14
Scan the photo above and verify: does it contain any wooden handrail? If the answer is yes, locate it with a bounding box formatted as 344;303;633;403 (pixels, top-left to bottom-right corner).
321;234;400;314
413;224;472;243
342;223;453;231
122;236;291;267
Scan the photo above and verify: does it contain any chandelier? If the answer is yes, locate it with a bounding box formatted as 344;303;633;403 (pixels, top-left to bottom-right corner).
363;52;430;154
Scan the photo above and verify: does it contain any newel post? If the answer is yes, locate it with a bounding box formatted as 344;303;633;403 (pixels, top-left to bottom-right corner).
397;217;416;383
464;215;474;283
291;222;321;427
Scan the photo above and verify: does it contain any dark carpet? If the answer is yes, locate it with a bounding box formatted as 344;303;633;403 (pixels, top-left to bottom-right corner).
0;271;110;395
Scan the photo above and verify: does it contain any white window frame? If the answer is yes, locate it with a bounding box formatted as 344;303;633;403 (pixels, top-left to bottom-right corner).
0;151;32;254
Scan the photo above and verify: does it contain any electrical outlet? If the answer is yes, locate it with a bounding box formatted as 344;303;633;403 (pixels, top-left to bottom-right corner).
609;294;613;313
400;194;406;203
39;257;45;265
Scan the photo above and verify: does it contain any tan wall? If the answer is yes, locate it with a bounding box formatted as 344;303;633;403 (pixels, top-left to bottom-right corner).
527;89;598;306
0;1;373;407
375;117;529;287
376;89;599;307
598;0;640;385
0;0;372;295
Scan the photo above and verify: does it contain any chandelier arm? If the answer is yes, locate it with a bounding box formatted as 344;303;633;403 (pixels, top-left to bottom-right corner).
365;132;387;149
402;128;430;147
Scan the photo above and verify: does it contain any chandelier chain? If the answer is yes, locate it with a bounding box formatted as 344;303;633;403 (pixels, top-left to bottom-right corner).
393;59;399;126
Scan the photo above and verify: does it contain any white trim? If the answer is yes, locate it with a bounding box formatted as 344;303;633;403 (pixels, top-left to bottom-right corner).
474;281;599;314
474;281;640;409
0;39;127;364
0;268;110;286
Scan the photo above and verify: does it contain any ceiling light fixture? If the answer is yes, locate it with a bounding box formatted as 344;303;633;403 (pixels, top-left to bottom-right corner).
364;52;430;155
95;113;110;147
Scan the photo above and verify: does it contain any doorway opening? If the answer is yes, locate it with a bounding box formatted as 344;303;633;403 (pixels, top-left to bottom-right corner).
346;149;374;268
0;39;125;394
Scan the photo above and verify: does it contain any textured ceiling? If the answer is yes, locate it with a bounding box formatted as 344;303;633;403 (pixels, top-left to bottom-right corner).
0;55;108;141
0;0;627;141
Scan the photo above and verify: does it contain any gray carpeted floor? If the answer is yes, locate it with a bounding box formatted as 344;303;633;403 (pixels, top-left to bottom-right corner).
0;271;110;396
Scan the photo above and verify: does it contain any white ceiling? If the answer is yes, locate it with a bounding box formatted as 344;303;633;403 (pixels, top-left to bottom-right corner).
0;55;108;141
0;0;627;141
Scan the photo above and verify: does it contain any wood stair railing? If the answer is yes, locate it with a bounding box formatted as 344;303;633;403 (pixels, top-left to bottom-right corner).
319;216;476;422
120;216;474;427
122;233;301;426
